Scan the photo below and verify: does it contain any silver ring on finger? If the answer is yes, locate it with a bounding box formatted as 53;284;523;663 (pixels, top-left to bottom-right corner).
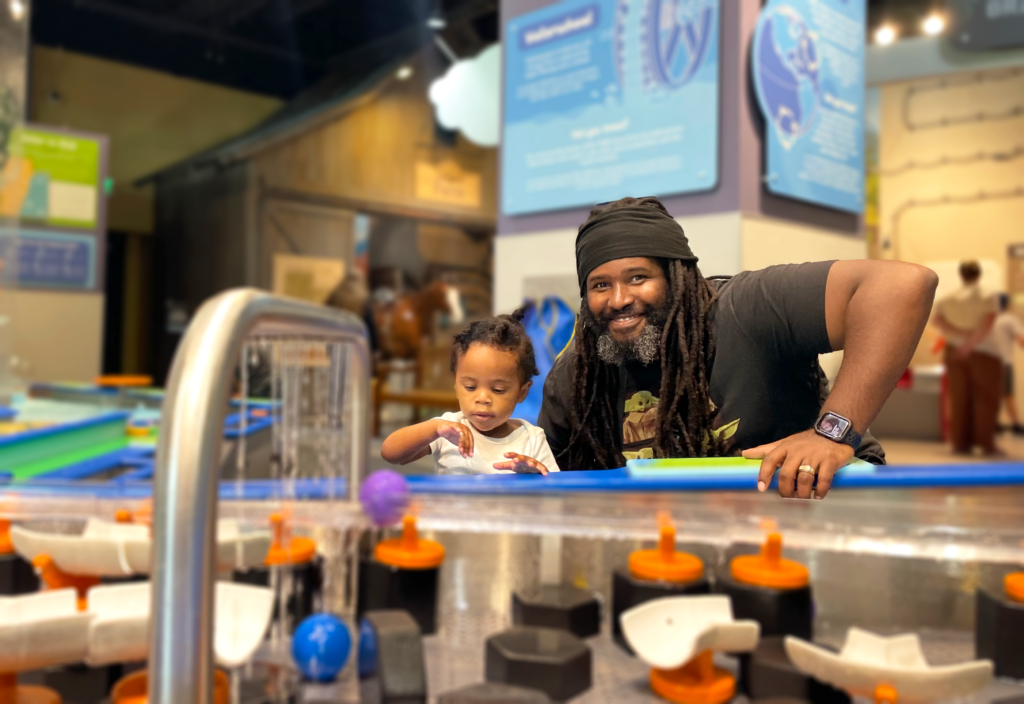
797;464;817;475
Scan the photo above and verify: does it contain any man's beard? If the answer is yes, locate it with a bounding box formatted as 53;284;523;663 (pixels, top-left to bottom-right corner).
587;301;670;366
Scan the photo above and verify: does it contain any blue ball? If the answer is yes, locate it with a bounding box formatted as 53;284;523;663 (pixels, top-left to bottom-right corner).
357;618;378;680
292;614;351;682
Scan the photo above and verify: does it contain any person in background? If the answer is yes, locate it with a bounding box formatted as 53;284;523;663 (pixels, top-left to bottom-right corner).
994;293;1024;435
325;265;377;353
932;261;1002;455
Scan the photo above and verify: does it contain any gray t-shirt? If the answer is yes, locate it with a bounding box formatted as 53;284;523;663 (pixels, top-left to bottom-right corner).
538;261;885;467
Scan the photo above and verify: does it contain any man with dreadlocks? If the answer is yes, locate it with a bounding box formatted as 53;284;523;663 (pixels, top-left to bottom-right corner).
538;196;938;500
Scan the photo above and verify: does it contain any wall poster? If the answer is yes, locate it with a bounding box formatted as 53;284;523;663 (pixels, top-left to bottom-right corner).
502;0;720;216
752;0;866;214
1;127;102;230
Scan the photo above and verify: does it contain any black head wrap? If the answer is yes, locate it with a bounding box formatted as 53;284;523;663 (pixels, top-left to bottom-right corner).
575;197;697;296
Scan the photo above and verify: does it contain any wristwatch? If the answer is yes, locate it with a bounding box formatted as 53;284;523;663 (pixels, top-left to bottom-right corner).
813;411;862;451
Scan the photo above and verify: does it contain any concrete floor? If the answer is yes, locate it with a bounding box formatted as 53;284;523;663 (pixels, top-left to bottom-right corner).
880;430;1024;464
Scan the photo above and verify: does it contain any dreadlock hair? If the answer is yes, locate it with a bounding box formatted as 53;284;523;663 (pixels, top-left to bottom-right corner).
450;308;539;385
565;200;724;469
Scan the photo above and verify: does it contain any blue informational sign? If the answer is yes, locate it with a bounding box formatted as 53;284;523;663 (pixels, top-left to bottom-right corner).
752;0;865;214
502;0;720;216
14;230;96;290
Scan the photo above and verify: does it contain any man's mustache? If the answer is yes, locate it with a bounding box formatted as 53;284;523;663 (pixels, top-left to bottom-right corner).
599;304;647;322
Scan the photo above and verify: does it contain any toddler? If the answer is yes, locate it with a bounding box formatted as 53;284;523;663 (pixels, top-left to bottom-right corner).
381;310;559;475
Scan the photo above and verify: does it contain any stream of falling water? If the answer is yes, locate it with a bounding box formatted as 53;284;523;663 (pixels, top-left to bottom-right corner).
233;336;356;702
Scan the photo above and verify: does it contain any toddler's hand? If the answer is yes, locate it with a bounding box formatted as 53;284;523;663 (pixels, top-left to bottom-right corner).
493;452;549;475
435;420;473;458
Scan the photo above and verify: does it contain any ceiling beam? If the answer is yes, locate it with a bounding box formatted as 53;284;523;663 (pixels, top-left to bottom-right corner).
72;0;315;64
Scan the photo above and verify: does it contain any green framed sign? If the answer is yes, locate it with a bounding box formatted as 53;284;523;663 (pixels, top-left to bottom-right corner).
2;126;102;230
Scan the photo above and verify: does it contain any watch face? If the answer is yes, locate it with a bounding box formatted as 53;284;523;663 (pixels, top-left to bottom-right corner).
817;413;850;441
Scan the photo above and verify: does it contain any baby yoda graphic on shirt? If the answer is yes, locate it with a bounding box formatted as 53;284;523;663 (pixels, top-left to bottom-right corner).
621;391;740;461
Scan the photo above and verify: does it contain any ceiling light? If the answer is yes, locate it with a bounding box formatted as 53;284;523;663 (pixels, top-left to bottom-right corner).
9;0;25;21
427;16;446;30
922;13;945;36
874;24;897;46
396;66;414;81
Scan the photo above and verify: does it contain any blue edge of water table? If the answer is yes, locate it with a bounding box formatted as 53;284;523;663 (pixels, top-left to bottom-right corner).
4;455;1024;500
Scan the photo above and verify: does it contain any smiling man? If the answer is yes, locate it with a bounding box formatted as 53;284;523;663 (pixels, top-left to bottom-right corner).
537;197;938;499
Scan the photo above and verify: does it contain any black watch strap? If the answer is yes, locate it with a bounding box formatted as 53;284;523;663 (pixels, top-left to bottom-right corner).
814;412;862;451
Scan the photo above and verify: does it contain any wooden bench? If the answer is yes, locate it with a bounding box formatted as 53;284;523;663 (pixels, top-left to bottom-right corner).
372;377;460;437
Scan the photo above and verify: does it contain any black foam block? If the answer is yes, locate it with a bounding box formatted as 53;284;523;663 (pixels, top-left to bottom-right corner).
0;552;38;595
739;636;850;704
234;557;322;627
358;559;439;635
486;627;591;702
717;574;813;640
20;662;125;704
611;570;710;653
512;585;601;638
976;588;1024;678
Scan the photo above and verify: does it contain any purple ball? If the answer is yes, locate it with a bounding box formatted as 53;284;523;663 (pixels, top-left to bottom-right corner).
359;470;410;526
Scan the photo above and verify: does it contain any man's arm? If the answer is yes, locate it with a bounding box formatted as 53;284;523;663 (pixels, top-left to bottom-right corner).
746;260;938;499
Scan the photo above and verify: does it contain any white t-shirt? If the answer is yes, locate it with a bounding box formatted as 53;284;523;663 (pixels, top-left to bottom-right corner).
936;284;999;357
428;411;560;475
993;313;1024;365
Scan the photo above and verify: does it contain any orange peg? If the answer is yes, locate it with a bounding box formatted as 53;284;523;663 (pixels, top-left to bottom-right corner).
629;523;703;583
730;533;809;589
111;669;228;704
374;515;444;570
264;513;316;566
650;651;736;704
0;518;12;555
1005;572;1024;603
32;555;99;611
0;672;60;704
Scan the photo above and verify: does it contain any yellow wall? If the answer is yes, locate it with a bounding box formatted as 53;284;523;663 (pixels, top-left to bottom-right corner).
9;291;104;382
878;68;1024;366
878;68;1024;270
741;216;866;271
29;46;284;233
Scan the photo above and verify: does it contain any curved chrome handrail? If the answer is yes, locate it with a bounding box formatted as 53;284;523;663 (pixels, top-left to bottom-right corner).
148;288;370;704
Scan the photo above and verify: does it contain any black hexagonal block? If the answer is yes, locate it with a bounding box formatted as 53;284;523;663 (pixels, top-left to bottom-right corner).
358;558;439;635
976;588;1024;678
486;627;591;702
611;570;710;653
512;585;601;638
439;682;551;704
716;574;813;640
739;637;850;704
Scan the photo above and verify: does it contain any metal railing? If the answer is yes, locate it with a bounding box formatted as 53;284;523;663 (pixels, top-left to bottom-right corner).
147;288;370;704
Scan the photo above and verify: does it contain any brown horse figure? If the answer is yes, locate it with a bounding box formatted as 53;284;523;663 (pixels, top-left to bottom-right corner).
373;281;464;361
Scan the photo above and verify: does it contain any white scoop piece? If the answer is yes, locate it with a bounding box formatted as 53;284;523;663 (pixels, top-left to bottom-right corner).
11;518;271;576
621;595;760;671
784;628;993;703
